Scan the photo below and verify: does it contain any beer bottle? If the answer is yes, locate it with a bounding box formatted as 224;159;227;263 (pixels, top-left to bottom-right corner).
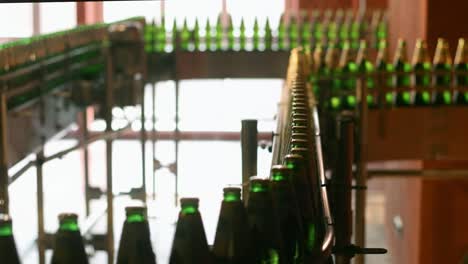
283;155;319;259
412;39;432;106
350;15;361;50
193;18;200;51
312;10;323;47
228;20;235;51
289;16;299;49
325;42;342;110
454;38;468;105
264;18;273;51
239;18;246;51
116;206;156;264
376;12;388;45
339;21;350;49
301;15;312;49
155;18;166;52
433;38;453;105
278;14;287;51
212;187;254;263
215;16;223;51
169;198;212;264
246;178;284;264
171;19;177;52
270;166;304;264
51;213;89;264
205;19;212;51
180;18;191;51
338;40;358;110
393;39;412;106
0;214;20;264
144;21;155;53
376;40;394;106
356;40;376;108
310;43;324;94
253;17;260;51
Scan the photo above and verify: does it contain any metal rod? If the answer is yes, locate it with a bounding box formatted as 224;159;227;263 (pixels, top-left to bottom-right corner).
0;91;9;214
241;119;258;204
36;150;45;264
174;80;180;207
334;114;354;264
82;109;91;216
104;46;114;264
151;82;157;200
140;79;147;203
355;76;369;264
312;107;334;257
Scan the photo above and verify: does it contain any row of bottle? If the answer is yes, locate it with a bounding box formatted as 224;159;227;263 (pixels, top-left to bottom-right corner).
0;174;318;264
0;51;323;264
309;38;468;110
144;9;387;53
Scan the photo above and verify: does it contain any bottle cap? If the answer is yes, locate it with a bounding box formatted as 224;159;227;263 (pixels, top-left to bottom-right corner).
58;213;79;232
180;198;199;215
125;206;147;222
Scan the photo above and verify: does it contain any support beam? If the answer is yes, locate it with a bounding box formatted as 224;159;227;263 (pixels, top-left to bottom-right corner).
77;2;103;25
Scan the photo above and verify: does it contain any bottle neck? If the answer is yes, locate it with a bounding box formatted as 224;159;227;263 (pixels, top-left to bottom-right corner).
181;204;198;215
223;192;241;202
126;212;146;223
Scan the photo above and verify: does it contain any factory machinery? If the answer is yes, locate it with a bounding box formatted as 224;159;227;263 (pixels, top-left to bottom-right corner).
0;9;467;264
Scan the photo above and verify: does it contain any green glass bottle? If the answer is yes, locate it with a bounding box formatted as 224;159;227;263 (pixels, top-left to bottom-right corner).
301;16;312;49
376;40;395;106
310;43;325;95
169;198;212;264
228;20;235;51
213;187;254;263
0;214;20;264
239;18;246;51
312;15;324;47
283;155;318;260
253;17;260;51
144;21;155;53
454;38;468;105
180;18;190;51
350;16;361;50
155;17;166;53
51;213;89;264
432;38;453;105
339;21;350;49
246;178;284;264
338;41;358;110
205;19;213;51
171;19;177;52
325;42;342;110
193;18;200;51
215;16;223;51
327;21;338;45
278;14;287;51
356;40;376;108
289;16;299;49
412;39;432;106
393;39;412;106
116;206;156;264
270;166;305;264
376;12;388;46
264;18;273;51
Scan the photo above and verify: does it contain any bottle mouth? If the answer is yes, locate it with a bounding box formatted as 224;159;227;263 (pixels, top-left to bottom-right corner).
180;198;199;215
125;206;147;223
249;178;269;193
